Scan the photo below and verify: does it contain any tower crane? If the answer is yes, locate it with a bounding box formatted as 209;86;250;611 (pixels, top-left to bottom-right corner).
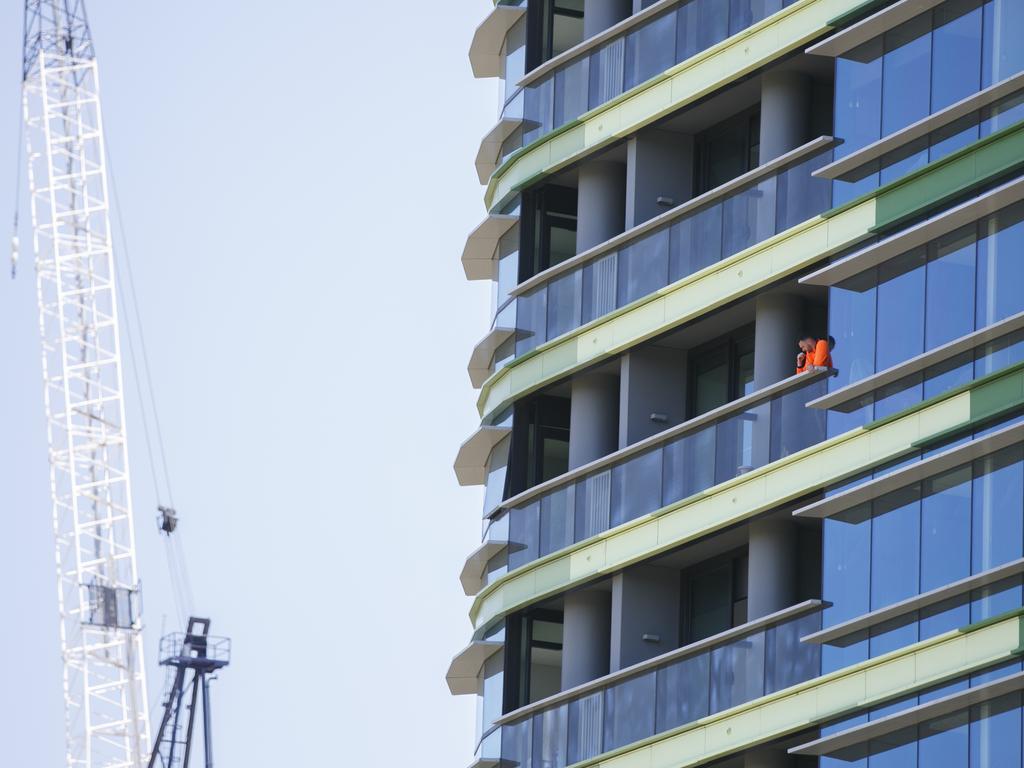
18;4;231;766
19;1;146;765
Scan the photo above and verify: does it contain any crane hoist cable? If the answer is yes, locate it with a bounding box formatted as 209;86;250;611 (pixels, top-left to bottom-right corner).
105;143;196;623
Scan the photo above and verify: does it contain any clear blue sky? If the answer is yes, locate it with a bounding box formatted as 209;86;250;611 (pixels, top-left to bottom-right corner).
0;2;495;764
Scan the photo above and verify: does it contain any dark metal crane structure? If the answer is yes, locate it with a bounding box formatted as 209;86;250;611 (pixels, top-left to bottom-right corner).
148;618;231;768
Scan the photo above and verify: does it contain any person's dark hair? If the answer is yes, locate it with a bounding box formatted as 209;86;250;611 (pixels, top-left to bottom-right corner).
828;335;836;349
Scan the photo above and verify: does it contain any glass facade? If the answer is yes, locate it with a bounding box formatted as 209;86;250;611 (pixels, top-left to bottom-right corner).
499;610;821;768
832;0;1024;205
463;4;1024;768
822;443;1024;672
827;200;1024;436
820;663;1024;768
496;0;800;164
501;145;832;359
497;373;828;574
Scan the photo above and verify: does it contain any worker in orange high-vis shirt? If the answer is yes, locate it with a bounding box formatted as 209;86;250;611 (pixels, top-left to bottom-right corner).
796;335;833;374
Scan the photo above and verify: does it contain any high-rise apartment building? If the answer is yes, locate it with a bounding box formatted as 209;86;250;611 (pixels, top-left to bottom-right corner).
449;2;1024;767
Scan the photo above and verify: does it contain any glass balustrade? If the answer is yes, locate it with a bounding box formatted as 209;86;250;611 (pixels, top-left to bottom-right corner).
490;373;829;576
497;146;832;361
497;608;822;768
497;0;800;164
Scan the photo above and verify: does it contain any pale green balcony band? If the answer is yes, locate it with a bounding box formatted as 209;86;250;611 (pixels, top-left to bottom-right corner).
484;0;864;212
568;610;1024;768
469;363;1024;634
476;118;1024;424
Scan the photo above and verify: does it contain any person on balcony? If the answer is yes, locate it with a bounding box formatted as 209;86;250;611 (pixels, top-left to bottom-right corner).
796;335;833;374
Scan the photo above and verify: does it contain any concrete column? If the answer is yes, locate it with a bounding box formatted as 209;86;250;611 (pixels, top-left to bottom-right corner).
561;590;612;689
610;565;680;671
744;746;792;768
619;347;686;448
759;70;811;162
583;0;632;39
625;130;694;228
576;161;626;253
753;292;803;390
747;517;797;620
569;372;619;469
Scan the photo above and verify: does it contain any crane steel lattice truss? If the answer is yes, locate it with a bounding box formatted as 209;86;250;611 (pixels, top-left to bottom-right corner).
22;2;151;766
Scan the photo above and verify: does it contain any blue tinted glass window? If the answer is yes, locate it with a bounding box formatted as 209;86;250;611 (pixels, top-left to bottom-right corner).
830;272;877;391
923;356;974;401
969;692;1022;768
871;486;921;609
833;40;882;200
976;329;1024;378
932;1;984;110
882;16;932;135
976;202;1024;327
981;91;1024;137
972;445;1024;574
921;467;972;591
823;506;872;626
972;575;1024;623
875;250;926;372
919;710;969;768
879;146;928;186
930;119;980;162
982;0;1024;87
926;227;976;348
873;376;922;420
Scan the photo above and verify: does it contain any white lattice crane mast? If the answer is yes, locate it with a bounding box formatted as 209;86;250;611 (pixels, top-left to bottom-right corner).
21;2;151;766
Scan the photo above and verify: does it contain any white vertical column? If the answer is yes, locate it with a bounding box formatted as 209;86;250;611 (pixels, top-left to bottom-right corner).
561;590;612;688
619;348;686;447
748;517;797;620
610;564;680;671
577;160;626;252
569;372;619;469
759;69;811;162
753;292;803;390
625;129;694;228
